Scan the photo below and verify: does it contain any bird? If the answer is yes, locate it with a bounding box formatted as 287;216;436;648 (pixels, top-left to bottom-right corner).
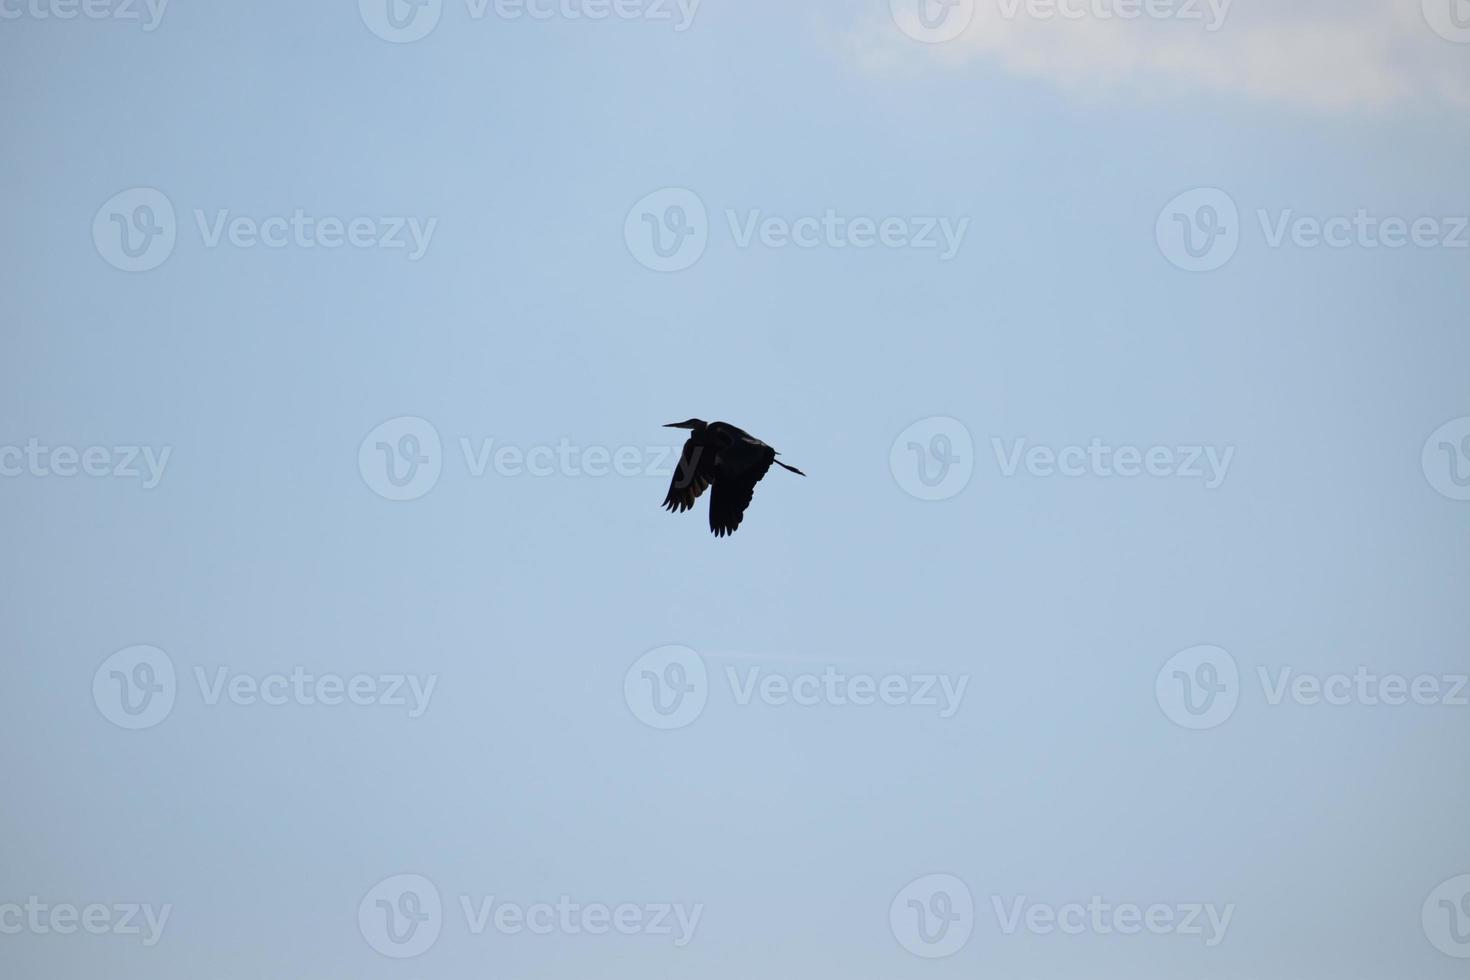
661;419;805;537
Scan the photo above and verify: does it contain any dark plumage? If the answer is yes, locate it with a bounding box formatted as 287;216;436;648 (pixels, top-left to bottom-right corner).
661;419;805;537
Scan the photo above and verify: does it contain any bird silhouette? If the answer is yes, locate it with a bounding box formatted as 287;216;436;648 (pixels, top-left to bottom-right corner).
661;419;805;537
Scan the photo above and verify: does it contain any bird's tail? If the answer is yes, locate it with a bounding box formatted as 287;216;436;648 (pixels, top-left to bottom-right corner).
774;459;806;476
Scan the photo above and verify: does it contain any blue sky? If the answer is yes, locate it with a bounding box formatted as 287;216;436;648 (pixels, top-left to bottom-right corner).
2;1;1469;978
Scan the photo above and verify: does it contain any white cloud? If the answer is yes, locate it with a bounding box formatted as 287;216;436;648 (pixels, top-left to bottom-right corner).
848;0;1470;112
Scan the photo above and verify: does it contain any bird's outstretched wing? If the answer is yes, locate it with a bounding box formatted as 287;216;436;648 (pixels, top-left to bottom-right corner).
662;439;713;513
709;446;775;537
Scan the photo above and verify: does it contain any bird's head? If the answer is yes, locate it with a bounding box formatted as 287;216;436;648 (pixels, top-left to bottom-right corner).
663;418;707;431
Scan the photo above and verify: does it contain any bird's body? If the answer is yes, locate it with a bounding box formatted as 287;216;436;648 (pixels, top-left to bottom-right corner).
661;419;805;537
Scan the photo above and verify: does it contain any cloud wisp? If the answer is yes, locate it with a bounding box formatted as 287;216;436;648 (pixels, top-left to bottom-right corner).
849;0;1470;113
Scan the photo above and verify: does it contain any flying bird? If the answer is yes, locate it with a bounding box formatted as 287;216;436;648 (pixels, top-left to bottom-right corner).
661;419;805;537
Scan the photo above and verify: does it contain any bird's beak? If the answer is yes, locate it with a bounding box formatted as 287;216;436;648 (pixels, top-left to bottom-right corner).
663;422;687;429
